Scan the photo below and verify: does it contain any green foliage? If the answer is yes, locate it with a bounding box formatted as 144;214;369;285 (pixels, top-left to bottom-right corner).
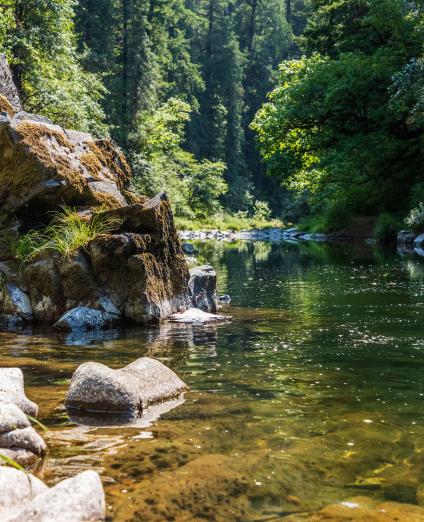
176;212;285;232
0;0;107;134
373;213;403;243
131;98;227;218
253;0;424;226
302;200;353;233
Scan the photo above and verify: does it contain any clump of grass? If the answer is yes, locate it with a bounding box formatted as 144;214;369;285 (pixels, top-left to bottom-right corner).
10;206;116;265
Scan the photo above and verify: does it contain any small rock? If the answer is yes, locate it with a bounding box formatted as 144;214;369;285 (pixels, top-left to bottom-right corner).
0;403;30;433
53;307;108;332
182;243;196;255
188;265;219;313
170;308;230;324
219;295;231;304
398;230;416;244
7;470;105;522
65;357;187;415
0;426;46;456
0;368;38;416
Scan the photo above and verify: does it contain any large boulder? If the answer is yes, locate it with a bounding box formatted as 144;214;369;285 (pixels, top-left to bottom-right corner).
188;265;219;313
1;469;105;522
0;58;191;326
65;357;187;415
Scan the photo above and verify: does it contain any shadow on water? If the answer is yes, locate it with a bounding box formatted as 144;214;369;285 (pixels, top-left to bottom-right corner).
2;239;424;519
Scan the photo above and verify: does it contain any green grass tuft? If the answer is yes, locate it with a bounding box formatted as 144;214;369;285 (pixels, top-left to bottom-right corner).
10;206;116;265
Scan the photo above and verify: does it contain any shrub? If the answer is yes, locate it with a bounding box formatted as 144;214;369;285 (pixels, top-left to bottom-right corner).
374;213;403;243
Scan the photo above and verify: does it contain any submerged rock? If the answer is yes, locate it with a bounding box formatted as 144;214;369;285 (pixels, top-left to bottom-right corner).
188;265;219;313
282;495;424;521
65;357;187;415
1;469;105;522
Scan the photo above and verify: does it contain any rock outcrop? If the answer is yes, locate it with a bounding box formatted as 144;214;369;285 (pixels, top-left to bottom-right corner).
0;468;105;522
65;357;187;415
0;57;193;327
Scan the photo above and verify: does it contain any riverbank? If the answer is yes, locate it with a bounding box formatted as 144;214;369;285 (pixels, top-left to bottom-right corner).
175;213;286;232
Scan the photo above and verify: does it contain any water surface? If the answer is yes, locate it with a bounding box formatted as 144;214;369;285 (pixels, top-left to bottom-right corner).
2;240;424;520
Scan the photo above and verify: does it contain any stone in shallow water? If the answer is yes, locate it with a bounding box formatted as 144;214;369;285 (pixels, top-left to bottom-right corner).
169;307;230;324
6;470;105;522
188;265;219;312
0;467;47;520
0;426;46;456
0;403;30;433
53;307;110;332
65;357;187;415
0;368;38;416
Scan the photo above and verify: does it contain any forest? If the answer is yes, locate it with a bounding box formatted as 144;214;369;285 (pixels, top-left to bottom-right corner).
1;0;424;237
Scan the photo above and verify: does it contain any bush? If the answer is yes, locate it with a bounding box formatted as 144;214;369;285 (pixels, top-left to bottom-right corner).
373;213;403;243
302;200;353;233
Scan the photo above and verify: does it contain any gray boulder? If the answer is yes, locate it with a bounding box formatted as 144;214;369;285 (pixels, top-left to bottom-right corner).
54;307;110;332
65;357;187;415
398;230;416;244
414;233;424;246
0;283;33;324
0;467;47;520
182;243;196;255
6;470;105;522
189;265;219;313
0;368;38;416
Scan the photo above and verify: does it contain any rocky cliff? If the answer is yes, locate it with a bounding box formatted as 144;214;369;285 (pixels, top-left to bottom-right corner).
0;54;191;327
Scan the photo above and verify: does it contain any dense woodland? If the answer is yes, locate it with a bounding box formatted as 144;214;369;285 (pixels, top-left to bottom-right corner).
1;0;424;237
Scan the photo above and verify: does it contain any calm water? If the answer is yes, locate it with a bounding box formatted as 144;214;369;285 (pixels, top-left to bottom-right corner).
2;240;424;520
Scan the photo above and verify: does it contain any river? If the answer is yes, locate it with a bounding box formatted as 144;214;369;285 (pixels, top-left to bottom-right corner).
1;239;424;520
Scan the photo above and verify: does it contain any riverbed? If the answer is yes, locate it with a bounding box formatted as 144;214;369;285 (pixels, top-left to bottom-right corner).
1;240;424;520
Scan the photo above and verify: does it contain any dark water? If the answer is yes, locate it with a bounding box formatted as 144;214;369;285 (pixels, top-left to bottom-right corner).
2;240;424;520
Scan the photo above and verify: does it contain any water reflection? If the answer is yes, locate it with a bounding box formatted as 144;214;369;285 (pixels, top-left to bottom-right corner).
1;240;424;519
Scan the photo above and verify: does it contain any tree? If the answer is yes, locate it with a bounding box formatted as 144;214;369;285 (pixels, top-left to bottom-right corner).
131;98;227;218
0;0;106;134
253;0;424;219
